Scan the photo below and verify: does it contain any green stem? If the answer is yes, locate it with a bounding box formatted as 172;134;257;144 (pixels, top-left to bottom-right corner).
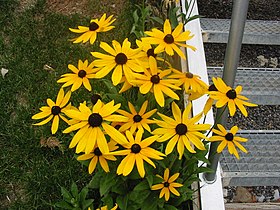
205;106;227;137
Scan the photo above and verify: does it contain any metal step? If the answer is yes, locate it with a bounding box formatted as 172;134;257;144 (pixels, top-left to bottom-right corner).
201;18;280;45
207;67;280;105
220;130;280;186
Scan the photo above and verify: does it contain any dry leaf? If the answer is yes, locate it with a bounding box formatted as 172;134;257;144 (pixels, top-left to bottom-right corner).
1;68;9;78
40;136;64;152
43;64;55;71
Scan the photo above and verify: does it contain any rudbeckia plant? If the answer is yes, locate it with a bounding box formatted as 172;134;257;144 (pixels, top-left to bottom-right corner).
32;4;257;210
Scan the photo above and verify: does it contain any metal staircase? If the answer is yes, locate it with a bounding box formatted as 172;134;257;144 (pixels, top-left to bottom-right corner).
203;18;280;187
201;18;280;45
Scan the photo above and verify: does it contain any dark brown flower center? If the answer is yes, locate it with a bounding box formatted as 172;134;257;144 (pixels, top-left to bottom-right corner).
164;34;174;44
115;53;128;65
78;70;86;78
208;84;218;91
131;143;141;153
164;182;170;187
186;72;193;78
93;147;102;156
51;106;61;115
88;113;103;127
176;123;188;135
225;133;234;141
226;89;237;99
150;75;160;84
89;22;99;31
133;114;142;122
147;48;156;58
91;94;101;105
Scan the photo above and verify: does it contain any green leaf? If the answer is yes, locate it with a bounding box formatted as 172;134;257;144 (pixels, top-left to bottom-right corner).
141;193;158;210
193;166;213;174
99;173;118;196
165;204;178;210
79;187;88;202
133;180;149;191
186;15;203;23
55;200;74;209
129;189;151;205
116;195;129;210
150;17;163;25
60;187;72;201
106;93;126;104
81;199;94;210
132;10;139;23
101;79;118;94
111;178;127;195
146;175;153;188
101;195;114;209
71;182;79;198
88;171;103;189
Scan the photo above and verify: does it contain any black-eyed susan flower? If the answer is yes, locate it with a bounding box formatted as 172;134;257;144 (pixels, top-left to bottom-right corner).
151;168;183;201
117;101;157;134
209;77;257;117
91;39;145;85
142;19;196;59
135;40;165;68
32;88;71;134
69;14;116;44
110;130;165;178
57;60;97;92
77;141;118;173
169;69;208;93
209;124;248;159
153;102;211;159
63;100;128;154
132;57;181;107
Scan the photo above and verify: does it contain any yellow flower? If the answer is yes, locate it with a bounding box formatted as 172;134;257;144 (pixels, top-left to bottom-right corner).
63;100;128;154
96;204;118;210
153;102;211;159
57;60;97;92
91;39;145;85
209;77;257;117
169;69;208;93
32;88;71;134
135;39;165;68
142;19;196;59
110;130;165;178
132;56;181;107
117;101;157;134
118;75;133;93
209;124;248;159
69;14;116;44
151;168;183;201
203;82;218;115
77;141;118;173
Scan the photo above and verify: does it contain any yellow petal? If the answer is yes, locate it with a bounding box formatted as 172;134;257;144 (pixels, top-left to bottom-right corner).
51;115;60;134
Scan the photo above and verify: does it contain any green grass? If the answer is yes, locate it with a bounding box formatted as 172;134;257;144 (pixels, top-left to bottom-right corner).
0;0;133;209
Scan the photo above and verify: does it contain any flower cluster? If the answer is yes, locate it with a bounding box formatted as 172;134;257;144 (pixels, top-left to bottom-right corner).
32;13;257;209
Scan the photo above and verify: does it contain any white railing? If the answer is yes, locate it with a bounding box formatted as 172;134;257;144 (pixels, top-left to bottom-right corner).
181;0;225;209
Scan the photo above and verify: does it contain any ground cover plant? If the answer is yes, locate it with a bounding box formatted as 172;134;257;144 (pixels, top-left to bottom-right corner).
1;0;257;209
0;0;132;209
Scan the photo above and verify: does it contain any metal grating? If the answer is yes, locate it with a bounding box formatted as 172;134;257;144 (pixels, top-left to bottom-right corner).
220;130;280;186
200;18;280;45
207;67;280;105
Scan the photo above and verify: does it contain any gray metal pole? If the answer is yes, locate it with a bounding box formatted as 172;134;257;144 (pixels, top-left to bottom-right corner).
204;0;250;182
